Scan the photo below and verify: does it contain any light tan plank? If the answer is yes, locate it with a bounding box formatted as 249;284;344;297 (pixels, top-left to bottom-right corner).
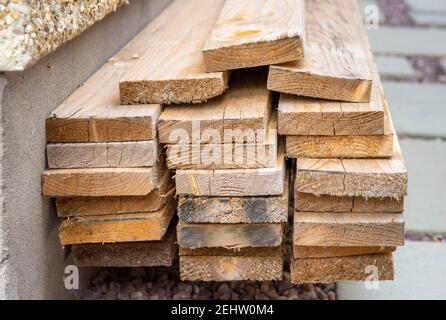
47;140;159;169
268;0;373;103
59;199;177;245
43;167;158;197
71;223;177;267
158;70;271;144
293;212;405;247
119;0;229;105
46;17;168;143
165;114;278;170
180;254;283;281
293;246;396;259
177;221;284;249
291;253;394;283
175;145;285;196
179;246;283;257
294;192;404;213
285;103;394;158
178;178;288;224
203;0;305;72
56;172;174;217
295;136;408;198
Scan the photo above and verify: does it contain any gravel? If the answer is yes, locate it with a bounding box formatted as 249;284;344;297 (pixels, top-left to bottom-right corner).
82;264;336;300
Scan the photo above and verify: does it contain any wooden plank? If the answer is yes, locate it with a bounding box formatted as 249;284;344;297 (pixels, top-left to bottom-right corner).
178;177;288;224
175;144;285;196
119;0;229;105
285;103;394;158
179;246;283;257
158;70;271;144
177;221;284;249
277;66;388;137
294;192;404;213
290;253;394;283
293;246;396;259
294;136;408;198
59;199;177;245
56;172;174;217
180;254;283;281
47;140;159;169
202;0;305;72
293;212;405;247
71;223;177;267
165;114;278;170
268;0;374;103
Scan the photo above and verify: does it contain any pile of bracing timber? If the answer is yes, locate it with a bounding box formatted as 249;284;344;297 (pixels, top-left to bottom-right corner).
41;0;407;285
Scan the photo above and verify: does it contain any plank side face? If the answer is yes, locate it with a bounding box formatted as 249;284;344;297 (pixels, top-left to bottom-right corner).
177;222;284;249
291;253;394;283
56;172;175;217
71;225;176;267
158;70;272;144
42;168;157;197
180;255;283;281
268;0;373;103
179;246;283;257
175;146;285;197
47;105;161;143
165;114;278;170
59;199;177;245
119;0;229;105
293;246;396;259
293;212;405;247
294;192;404;213
47;140;159;169
295;136;408;198
203;0;305;71
178;179;288;224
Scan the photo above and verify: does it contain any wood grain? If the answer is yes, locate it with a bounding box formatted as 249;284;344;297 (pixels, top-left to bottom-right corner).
158;70;271;144
179;246;283;257
294;192;404;213
47;140;159;169
178;178;288;224
59;199;177;245
203;0;305;71
177;222;284;249
119;0;229;105
291;253;394;283
165;114;277;170
180;254;283;281
285;102;394;158
71;223;177;267
268;0;374;103
175;144;285;196
56;172;174;217
293;212;405;247
294;136;408;198
43;167;157;197
293;245;396;259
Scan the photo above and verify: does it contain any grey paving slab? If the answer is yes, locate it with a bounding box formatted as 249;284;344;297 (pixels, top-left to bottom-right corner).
383;81;446;137
337;241;446;300
406;0;446;13
375;56;418;80
411;12;446;27
399;139;446;234
368;27;446;57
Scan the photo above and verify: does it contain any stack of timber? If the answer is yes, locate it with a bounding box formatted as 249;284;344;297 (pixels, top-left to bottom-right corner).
270;0;408;283
159;70;289;281
39;2;203;267
115;0;306;281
